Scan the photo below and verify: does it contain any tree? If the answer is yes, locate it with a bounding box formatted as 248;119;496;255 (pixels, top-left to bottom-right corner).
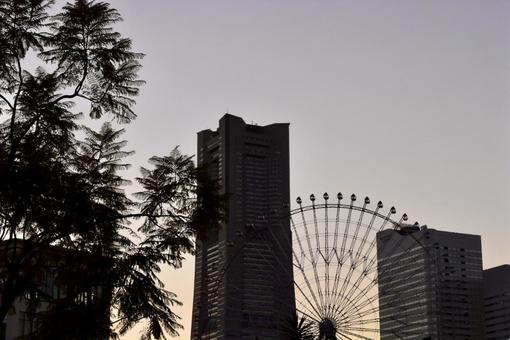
281;314;316;340
0;1;223;339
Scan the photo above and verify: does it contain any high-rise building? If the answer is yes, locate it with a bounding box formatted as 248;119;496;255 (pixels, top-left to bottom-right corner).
377;226;485;339
484;264;510;339
191;114;295;340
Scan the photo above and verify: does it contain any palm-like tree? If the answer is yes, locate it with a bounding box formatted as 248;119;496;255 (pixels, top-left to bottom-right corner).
282;314;316;340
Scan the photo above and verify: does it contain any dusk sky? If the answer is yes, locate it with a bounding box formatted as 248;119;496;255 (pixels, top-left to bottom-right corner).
73;1;510;338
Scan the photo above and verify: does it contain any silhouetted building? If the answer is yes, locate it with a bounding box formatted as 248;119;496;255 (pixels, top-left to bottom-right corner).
484;264;510;339
191;114;295;340
0;240;109;340
377;226;485;339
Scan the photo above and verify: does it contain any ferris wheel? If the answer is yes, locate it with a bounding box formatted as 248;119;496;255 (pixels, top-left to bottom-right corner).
246;192;430;340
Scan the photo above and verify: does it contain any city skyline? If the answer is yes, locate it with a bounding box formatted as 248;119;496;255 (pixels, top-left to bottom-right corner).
84;1;510;339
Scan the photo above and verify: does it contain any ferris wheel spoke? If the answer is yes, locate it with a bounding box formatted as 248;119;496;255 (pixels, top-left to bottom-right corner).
370;212;421;270
311;199;330;315
264;218;300;274
324;195;330;260
375;236;430;299
300;208;317;265
246;224;326;321
311;198;322;259
335;264;380;314
299;209;328;314
328;267;347;316
341;317;380;326
294;279;325;319
290;216;308;267
339;329;374;340
339;198;354;264
312;262;327;315
337;331;355;340
295;266;326;317
366;230;401;273
334;261;372;312
345;255;415;317
346;197;368;266
335;277;380;320
327;253;346;318
341;325;379;333
324;260;332;315
333;269;355;313
351;202;379;266
323;200;331;312
338;280;377;318
340;302;378;326
330;255;366;316
262;223;326;320
330;211;356;312
343;242;426;320
265;244;324;319
336;291;377;325
328;195;346;316
332;235;395;322
335;282;365;314
295;302;322;324
332;260;358;314
323;265;336;314
331;194;343;257
332;291;366;324
361;210;394;273
373;238;416;280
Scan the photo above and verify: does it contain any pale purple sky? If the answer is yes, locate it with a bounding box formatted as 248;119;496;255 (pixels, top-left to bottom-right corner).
80;1;510;338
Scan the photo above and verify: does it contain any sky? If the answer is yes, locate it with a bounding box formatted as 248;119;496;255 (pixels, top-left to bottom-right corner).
63;1;510;338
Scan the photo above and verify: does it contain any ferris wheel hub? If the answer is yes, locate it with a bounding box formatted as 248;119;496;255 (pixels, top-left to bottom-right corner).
318;317;337;340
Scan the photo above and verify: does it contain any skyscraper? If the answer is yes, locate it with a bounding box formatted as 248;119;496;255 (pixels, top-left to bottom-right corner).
377;226;485;339
191;114;295;340
484;264;510;339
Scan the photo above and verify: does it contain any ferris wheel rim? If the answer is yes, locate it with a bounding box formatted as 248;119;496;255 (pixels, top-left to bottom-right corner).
274;192;424;339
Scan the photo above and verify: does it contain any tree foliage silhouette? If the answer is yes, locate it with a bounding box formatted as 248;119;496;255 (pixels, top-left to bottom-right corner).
0;1;224;339
281;314;316;340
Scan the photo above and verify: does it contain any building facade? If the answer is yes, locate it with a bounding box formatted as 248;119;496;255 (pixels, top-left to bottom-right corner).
0;241;108;340
191;114;295;340
484;264;510;339
377;226;485;339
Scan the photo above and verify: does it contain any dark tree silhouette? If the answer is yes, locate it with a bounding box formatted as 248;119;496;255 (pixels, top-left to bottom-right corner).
0;1;224;339
282;314;316;340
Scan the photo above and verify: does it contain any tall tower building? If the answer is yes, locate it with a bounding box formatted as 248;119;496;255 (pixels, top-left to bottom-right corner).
191;114;295;340
377;226;485;339
484;264;510;339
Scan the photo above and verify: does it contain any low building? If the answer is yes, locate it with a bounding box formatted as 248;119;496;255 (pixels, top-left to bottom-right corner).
484;264;510;339
0;240;108;340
